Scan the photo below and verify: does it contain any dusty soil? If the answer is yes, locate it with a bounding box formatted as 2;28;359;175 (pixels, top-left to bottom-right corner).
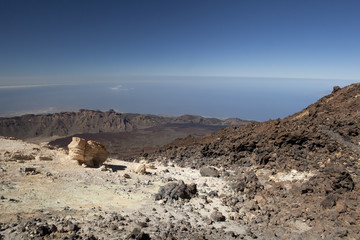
0;137;248;239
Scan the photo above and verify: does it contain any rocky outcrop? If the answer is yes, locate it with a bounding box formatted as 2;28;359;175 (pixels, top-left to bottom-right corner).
68;137;108;167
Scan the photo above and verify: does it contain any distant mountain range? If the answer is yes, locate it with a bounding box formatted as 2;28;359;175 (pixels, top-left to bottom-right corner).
0;110;252;158
0;110;251;140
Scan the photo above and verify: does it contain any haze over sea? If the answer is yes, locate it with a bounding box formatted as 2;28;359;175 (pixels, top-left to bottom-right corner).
0;77;354;121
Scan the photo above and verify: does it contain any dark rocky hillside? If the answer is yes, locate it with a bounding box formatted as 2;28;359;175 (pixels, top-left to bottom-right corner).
139;83;360;239
0;110;251;140
144;83;360;172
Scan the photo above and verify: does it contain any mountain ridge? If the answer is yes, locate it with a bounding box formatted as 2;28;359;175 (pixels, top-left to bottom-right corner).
0;109;252;141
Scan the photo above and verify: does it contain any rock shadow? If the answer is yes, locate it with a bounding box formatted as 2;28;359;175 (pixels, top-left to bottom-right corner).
104;164;127;172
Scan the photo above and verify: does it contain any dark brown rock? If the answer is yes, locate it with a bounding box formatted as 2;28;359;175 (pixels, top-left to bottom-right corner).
126;228;150;240
301;166;355;195
321;194;336;209
210;211;226;222
154;180;197;202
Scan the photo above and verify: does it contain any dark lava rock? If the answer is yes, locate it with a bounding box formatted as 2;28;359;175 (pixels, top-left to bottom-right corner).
36;225;50;236
154;180;197;201
301;166;355;195
321;194;337;209
332;85;341;93
231;171;263;197
200;166;220;177
210;211;226;222
62;221;80;233
126;227;151;240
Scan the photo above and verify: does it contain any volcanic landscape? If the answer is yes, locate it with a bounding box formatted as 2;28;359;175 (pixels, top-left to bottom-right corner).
0;83;359;239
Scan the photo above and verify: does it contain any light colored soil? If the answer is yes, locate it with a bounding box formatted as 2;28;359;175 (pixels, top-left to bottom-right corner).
0;137;247;238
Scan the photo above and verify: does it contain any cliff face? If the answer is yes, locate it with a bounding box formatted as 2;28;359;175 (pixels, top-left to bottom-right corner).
0;109;251;140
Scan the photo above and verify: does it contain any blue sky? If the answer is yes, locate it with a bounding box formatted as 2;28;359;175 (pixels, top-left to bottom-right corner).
0;0;359;85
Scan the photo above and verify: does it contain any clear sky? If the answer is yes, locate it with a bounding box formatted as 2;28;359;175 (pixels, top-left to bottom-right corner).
1;0;360;85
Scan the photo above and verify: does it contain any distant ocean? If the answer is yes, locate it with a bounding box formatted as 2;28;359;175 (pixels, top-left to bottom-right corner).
0;78;356;121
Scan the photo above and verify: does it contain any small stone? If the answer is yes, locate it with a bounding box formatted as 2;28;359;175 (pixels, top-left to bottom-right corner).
210;211;226;222
335;202;347;213
39;156;52;161
155;181;197;202
130;163;147;174
23;167;37;173
66;223;80;232
332;86;341;93
200;166;220;177
254;195;267;205
36;225;51;236
137;221;148;228
321;194;336;209
126;227;150;240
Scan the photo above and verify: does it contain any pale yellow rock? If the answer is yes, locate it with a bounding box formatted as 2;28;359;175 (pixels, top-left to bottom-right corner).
68;137;86;162
139;159;156;169
130;162;147;174
68;137;108;167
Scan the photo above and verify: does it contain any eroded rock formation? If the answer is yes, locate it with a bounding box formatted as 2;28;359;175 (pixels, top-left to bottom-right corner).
68;137;108;167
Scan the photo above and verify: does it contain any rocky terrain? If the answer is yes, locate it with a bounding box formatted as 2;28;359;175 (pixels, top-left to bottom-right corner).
144;84;360;171
138;83;360;239
0;83;359;239
0;137;248;239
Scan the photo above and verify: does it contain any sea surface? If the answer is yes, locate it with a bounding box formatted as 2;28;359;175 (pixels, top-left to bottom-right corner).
0;78;356;121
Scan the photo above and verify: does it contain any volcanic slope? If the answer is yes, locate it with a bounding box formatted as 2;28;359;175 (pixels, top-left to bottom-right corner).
140;83;360;239
144;83;360;172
